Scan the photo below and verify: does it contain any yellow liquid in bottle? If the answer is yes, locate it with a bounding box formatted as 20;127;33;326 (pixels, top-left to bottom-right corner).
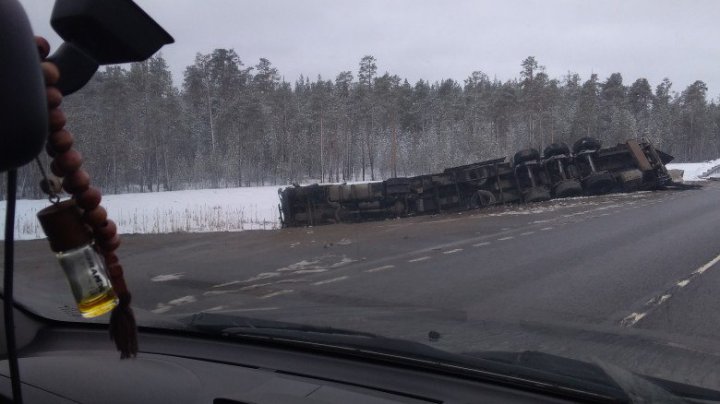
78;288;118;318
58;245;119;318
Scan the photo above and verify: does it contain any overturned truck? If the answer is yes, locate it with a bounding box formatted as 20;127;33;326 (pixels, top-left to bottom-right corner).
279;138;674;227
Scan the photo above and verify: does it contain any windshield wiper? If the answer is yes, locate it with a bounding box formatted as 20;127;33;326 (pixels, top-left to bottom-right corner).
181;312;720;402
182;311;380;338
181;312;634;402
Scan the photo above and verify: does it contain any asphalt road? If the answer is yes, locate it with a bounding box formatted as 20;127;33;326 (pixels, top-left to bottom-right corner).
8;181;720;388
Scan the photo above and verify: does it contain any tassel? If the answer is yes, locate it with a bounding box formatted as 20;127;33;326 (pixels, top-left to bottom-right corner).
109;292;138;359
107;262;138;358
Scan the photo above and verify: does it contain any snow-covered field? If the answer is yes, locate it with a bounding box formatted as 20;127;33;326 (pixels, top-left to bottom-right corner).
2;158;719;241
667;158;720;181
1;186;284;241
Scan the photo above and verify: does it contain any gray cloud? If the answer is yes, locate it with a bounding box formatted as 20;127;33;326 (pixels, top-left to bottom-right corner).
20;0;720;98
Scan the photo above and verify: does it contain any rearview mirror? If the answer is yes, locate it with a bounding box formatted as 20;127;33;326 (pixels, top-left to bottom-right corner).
0;0;173;173
48;0;174;95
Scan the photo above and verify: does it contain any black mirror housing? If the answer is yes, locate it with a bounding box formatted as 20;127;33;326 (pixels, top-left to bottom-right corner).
48;0;174;95
1;0;173;173
50;0;174;64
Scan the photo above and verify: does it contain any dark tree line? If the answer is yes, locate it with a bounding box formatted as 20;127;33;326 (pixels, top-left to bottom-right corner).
6;53;720;198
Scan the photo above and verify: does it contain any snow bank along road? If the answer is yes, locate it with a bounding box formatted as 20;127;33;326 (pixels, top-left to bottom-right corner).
668;158;720;181
0;186;282;240
8;180;720;389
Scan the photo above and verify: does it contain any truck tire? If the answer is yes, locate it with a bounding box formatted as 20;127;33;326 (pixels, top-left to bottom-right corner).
467;165;490;186
470;190;496;209
573;137;601;154
523;187;551;203
390;200;406;217
543;142;570;158
553;179;583;198
334;206;350;223
582;172;616;195
513;148;540;166
616;169;643;192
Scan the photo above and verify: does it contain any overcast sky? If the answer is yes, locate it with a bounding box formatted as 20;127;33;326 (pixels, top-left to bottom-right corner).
20;0;720;98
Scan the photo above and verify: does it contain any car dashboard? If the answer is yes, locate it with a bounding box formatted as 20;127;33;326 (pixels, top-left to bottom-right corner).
0;304;585;404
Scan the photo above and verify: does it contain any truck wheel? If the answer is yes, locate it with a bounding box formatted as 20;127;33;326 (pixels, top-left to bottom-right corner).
523;187;551;203
513;148;540;166
573;137;601;154
543;142;570;158
334;206;349;223
582;172;616;195
553;179;583;198
468;165;490;186
391;200;406;217
470;190;496;209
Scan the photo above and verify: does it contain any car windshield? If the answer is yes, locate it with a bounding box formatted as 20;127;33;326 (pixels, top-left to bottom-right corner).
5;0;720;394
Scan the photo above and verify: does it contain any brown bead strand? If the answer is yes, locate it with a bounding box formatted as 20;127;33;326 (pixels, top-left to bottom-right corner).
36;37;137;358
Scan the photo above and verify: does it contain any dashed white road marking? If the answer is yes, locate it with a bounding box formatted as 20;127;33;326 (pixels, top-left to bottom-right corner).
408;256;431;263
241;272;281;283
169;295;196;305
473;242;491;247
153;295;197;313
241;282;274;291
622;252;720;327
443;248;463;254
151;303;172;314
693;253;720;275
520;231;535;236
540;227;553;231
330;257;357;268
621;312;646;326
151;273;184;282
600;213;611;216
259;289;294;299
293;269;327;274
498;236;514;241
213;280;241;288
276;260;320;272
313;276;349;286
365;265;395;273
275;278;308;284
211;306;279;313
203;290;235;296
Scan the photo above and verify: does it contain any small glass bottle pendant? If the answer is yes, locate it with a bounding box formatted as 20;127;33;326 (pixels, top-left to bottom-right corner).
38;199;118;317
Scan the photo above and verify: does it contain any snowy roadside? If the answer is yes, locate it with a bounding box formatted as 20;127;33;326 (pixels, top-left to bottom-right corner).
0;186;285;241
667;158;720;181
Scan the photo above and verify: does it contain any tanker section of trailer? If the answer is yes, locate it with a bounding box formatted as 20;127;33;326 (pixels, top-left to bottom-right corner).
278;157;525;227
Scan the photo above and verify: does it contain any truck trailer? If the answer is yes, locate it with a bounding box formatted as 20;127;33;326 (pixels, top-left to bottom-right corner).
279;138;674;227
